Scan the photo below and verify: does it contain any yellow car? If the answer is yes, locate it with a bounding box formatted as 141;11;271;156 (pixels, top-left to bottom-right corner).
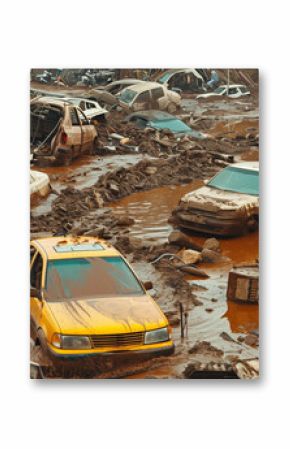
30;236;174;360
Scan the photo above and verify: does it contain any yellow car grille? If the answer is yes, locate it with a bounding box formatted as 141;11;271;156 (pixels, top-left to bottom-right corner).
90;332;145;348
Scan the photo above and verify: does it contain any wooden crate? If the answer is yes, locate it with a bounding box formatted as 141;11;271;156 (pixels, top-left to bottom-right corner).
227;266;259;303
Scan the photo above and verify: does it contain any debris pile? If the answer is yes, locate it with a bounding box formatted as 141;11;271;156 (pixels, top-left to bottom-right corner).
31;148;222;235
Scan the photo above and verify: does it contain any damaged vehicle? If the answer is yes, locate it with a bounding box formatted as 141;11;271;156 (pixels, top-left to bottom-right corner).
119;82;181;113
172;162;259;236
30;170;51;203
126;110;207;139
31;97;98;165
62;97;108;121
30;236;174;361
197;84;250;99
156;69;206;93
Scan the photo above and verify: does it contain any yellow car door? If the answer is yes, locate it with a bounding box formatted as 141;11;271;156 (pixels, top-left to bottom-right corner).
30;250;45;332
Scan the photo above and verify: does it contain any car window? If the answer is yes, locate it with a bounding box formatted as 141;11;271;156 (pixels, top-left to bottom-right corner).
228;88;238;95
208;167;259;195
79;101;86;110
151;87;164;100
45;256;144;301
31;252;44;290
135;91;150;103
240;86;249;93
70;108;80;126
77;109;89;124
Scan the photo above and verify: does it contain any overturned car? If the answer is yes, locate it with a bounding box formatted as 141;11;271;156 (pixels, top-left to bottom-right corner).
171;162;259;236
31;97;97;165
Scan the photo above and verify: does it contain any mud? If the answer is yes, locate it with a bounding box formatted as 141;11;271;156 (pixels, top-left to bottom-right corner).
30;74;259;379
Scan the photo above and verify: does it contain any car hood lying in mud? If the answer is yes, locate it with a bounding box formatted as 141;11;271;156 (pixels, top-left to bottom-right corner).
47;295;167;334
180;185;259;212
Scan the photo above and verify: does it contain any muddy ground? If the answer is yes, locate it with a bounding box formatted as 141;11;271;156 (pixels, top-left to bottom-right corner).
30;83;259;379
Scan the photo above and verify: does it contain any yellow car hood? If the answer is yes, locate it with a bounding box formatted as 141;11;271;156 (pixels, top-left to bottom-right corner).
47;295;167;335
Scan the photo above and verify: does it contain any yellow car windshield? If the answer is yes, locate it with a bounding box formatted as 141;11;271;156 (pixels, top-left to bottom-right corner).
45;257;144;301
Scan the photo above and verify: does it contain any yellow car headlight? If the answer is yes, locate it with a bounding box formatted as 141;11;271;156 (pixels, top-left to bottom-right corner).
144;327;169;345
52;334;91;350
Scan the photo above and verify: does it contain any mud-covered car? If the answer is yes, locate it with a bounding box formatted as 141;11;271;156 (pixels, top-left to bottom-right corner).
30;236;174;362
30;170;51;203
119;82;181;113
31;97;97;165
126;110;207;139
156;69;206;93
172;162;259;236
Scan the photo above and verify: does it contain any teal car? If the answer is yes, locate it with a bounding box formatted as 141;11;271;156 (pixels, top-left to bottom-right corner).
126;110;207;140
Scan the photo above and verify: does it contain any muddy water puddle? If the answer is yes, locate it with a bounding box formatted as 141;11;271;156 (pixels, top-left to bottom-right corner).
110;180;203;243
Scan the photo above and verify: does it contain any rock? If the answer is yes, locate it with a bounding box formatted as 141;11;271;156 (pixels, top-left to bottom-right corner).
116;216;135;226
84;227;105;238
201;248;222;263
177;249;201;264
203;237;220;252
93;190;104;208
168;230;203;251
109;183;119;193
244;333;259;347
188;341;224;357
144;166;158;175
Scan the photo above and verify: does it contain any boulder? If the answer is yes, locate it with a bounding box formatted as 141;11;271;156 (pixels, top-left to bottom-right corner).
201;248;222;263
116;216;135;226
203;237;220;252
168;230;203;251
177;249;201;264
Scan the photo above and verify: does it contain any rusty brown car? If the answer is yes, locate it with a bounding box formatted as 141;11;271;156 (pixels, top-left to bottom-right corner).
31;97;98;165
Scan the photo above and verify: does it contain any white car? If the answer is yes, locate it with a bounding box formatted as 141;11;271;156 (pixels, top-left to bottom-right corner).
30;170;51;201
63;98;108;120
118;82;181;113
172;162;259;236
197;84;250;99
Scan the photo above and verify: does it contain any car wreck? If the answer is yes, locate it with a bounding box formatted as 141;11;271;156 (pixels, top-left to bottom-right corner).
30;170;51;203
118;82;181;113
171;162;259;236
197;84;250;99
31;97;97;165
126;110;207;139
156;69;206;93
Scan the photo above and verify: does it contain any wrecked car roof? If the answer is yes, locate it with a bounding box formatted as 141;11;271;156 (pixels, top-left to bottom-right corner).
159;69;204;80
31;96;71;107
123;82;164;93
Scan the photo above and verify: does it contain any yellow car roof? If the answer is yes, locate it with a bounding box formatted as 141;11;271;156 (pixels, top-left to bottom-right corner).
32;236;120;260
